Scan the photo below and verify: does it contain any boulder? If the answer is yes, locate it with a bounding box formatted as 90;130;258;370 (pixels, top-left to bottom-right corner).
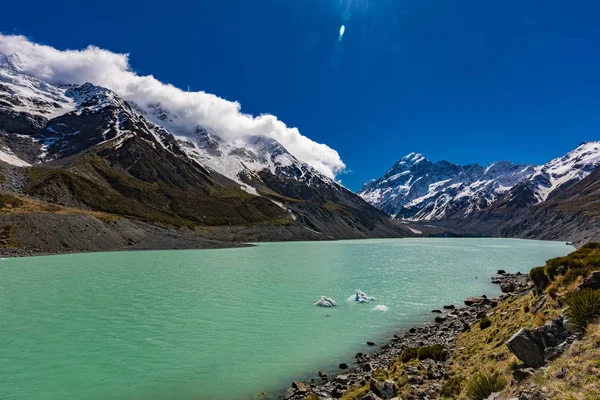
362;362;373;372
443;304;455;310
578;271;600;290
507;318;573;368
435;315;446;323
367;341;375;346
339;363;348;370
465;296;490;306
361;392;383;400
292;381;310;393
497;269;507;275
369;379;398;400
512;367;535;381
284;387;296;400
500;281;516;293
506;328;546;367
431;309;443;314
544;340;569;362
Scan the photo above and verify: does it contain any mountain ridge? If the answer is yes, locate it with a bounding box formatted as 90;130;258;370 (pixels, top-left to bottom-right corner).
359;141;600;223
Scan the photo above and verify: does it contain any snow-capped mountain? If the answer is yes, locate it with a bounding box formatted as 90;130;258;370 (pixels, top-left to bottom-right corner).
359;153;537;220
0;57;336;195
134;101;341;196
0;54;405;240
360;142;600;221
497;141;600;208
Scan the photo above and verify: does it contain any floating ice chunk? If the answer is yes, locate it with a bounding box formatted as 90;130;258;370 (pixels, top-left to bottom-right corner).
314;296;337;307
372;305;389;312
349;289;376;303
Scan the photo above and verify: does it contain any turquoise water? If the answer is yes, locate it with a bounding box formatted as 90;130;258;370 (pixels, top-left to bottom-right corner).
0;238;573;400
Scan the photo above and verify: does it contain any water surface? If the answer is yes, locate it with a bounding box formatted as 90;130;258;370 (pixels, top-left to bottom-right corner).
0;238;573;399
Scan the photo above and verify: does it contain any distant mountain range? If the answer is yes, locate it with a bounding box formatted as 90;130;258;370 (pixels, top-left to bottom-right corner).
359;142;600;221
0;52;410;254
358;141;600;245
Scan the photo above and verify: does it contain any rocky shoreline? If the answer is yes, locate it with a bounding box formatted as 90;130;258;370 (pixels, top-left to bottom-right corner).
277;272;532;400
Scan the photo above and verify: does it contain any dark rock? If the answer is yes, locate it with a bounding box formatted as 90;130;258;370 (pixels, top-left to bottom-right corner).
443;304;455;310
507;319;572;368
361;392;383;400
544;340;569;362
369;379;398;400
318;371;328;378
431;309;443;314
339;363;348;370
362;362;373;372
506;328;546;367
497;269;507;275
331;386;345;398
465;296;490;306
512;368;535;381
434;316;446;323
578;271;600;290
500;282;516;293
367;341;375;346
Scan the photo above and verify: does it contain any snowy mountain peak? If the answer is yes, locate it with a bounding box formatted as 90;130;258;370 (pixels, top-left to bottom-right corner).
395;152;427;168
0;53;23;71
359;154;538;221
501;141;600;207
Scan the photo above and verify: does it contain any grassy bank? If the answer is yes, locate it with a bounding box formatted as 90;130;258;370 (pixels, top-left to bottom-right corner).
335;243;600;400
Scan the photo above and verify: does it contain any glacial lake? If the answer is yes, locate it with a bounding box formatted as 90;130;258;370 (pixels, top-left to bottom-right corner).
0;238;573;400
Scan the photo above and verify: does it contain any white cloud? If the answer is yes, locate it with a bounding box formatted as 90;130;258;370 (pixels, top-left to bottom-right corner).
0;34;346;178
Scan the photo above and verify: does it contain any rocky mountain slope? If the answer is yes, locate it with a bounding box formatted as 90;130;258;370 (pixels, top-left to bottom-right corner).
0;54;410;254
436;163;600;245
359;142;600;223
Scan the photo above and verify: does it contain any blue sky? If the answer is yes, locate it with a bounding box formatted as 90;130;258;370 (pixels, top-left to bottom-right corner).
3;0;600;190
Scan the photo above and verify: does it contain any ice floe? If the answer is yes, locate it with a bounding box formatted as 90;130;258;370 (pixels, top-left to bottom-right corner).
314;296;337;307
372;305;389;312
348;289;376;303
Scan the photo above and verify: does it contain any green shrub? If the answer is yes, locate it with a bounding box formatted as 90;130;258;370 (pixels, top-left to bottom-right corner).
465;373;507;400
400;345;447;363
400;347;419;363
581;243;600;251
530;266;550;292
440;376;463;397
418;344;446;361
479;317;492;330
371;369;389;382
588;257;600;268
565;289;600;333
